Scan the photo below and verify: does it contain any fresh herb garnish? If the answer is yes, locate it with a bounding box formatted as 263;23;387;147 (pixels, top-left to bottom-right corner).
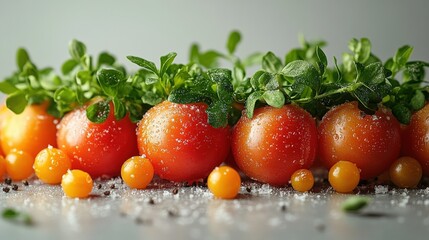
1;31;428;127
342;196;370;212
2;208;34;226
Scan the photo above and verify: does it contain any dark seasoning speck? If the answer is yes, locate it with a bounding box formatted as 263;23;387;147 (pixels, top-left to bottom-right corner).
4;178;12;185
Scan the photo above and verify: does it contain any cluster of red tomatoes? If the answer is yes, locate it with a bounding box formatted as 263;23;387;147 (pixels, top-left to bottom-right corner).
0;98;428;198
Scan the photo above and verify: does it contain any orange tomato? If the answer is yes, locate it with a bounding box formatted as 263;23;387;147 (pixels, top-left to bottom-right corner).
5;149;34;181
0;103;58;158
207;166;241;199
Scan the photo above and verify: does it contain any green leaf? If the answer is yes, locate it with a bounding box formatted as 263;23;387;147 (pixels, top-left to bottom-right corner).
282;60;321;94
189;44;200;63
82;55;92;71
112;97;126;120
316;46;327;67
342;196;370;212
168;88;207;104
245;91;264;118
6;92;28;114
76;70;92;85
242;52;264;67
86;100;110;123
2;208;20;219
160;52;177;76
226;31;241;55
333;57;343;83
16;48;30;71
233;66;245;82
410;90;425;111
250;70;266;89
206;101;229;128
0;81;19;94
198;50;223;68
61;59;79;75
262;52;283;73
349;38;371;63
22;62;38;79
394;45;413;68
359;62;385;85
97;52;116;67
404;61;426;82
392;103;411;124
127;56;158;75
262;90;285;108
69;39;87;62
96;69;124;97
285;49;305;64
54;87;76;103
141;91;164;106
207;68;233;103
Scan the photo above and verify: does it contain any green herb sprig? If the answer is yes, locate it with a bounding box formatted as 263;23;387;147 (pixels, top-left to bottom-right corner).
2;208;34;226
1;31;428;127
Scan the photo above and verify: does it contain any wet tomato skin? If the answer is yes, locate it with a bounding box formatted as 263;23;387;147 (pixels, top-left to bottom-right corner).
232;104;318;186
402;103;429;176
319;101;401;180
137;101;230;182
57;102;139;178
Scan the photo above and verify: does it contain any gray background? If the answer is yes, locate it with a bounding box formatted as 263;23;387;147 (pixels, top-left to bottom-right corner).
1;0;428;80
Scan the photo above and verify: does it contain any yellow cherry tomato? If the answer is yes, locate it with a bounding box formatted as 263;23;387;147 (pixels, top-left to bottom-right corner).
329;161;360;193
291;169;314;192
61;170;93;198
34;147;71;184
389;156;422;188
5;149;34;181
121;156;154;189
207;166;241;199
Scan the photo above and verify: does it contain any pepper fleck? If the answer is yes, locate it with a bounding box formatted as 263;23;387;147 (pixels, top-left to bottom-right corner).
103;191;111;196
246;186;252;193
280;205;287;212
22;180;29;186
4;178;12;185
172;188;179;195
167;209;178;218
97;184;102;189
110;184;116;189
148;198;155;205
12;184;18;191
3;187;10;193
135;217;153;225
315;223;326;232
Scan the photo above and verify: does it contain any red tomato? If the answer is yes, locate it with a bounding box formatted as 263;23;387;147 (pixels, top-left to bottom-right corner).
232;104;318;186
402;103;429;176
57;102;138;178
0;102;58;158
319;101;401;180
137;101;230;182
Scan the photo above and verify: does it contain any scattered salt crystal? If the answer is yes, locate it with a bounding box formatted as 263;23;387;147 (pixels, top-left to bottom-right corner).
294;193;308;201
374;185;389;194
257;184;273;195
398;196;410;207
